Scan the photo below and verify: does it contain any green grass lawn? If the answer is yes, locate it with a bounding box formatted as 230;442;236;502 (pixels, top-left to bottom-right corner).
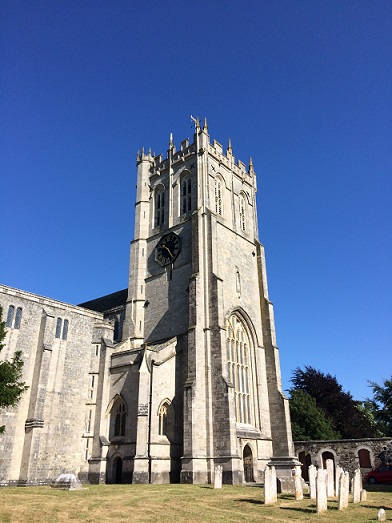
0;484;391;523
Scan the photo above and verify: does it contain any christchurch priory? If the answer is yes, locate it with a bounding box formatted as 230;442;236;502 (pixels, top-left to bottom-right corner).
0;120;297;486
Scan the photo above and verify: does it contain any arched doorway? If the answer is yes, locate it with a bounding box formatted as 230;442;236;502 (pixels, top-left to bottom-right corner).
298;451;312;481
113;456;123;484
243;445;254;483
322;451;335;470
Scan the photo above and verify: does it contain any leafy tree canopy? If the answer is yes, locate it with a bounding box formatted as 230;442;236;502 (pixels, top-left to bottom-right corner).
365;376;392;436
289;389;341;441
289;366;382;439
0;306;28;434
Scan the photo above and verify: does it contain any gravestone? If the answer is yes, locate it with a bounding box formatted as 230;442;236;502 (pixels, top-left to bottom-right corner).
308;464;317;500
316;468;328;513
378;508;386;521
338;471;349;510
264;465;277;505
335;465;343;499
294;466;303;500
352;468;361;503
360;489;367;501
214;465;222;489
51;473;82;490
326;459;334;497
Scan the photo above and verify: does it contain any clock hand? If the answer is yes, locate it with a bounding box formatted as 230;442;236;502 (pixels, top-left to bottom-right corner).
163;245;174;257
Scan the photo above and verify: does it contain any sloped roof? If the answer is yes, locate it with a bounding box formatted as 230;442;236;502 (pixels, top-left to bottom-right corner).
78;288;128;313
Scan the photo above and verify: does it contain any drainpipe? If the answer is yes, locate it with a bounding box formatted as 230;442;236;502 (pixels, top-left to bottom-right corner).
148;358;155;484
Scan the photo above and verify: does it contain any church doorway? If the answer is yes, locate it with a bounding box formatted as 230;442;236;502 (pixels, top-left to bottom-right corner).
243;445;254;483
113;456;123;484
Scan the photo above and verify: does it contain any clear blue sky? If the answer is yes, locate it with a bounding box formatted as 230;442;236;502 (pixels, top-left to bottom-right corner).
1;1;391;402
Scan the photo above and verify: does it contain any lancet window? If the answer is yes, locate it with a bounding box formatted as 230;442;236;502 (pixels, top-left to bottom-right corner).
155;186;165;227
181;174;192;215
215;178;222;215
113;399;126;437
239;194;246;232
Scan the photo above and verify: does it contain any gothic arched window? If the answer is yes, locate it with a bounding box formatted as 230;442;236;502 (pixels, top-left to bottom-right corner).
62;319;69;340
181;174;192;215
113;400;126;437
239;194;246;232
155;186;165;227
159;402;169;436
55;318;62;338
226;314;253;424
14;307;23;329
6;305;15;328
215;178;222;215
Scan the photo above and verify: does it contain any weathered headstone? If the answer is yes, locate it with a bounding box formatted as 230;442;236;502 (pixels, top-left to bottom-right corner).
214;465;222;489
360;489;367;501
338;471;349;510
308;464;317;500
51;473;82;490
316;468;328;513
378;508;386;521
293;466;303;500
335;465;343;499
326;459;334;497
264;465;277;505
352;468;361;503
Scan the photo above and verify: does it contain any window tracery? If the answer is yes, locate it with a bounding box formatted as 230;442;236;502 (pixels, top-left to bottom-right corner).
226;314;253;424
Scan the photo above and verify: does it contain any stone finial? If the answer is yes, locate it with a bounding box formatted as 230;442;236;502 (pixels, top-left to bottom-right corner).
227;138;232;153
248;156;254;172
169;133;174;147
203;117;208;132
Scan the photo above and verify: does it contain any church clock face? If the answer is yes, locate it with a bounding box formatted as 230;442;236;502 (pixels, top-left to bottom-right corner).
155;232;181;266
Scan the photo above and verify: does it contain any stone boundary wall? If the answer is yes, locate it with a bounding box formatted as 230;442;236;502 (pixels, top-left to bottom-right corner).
294;437;392;479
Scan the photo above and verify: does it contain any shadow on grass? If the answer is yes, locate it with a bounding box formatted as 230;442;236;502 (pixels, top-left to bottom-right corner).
237;498;263;505
279;506;315;514
362;504;392;510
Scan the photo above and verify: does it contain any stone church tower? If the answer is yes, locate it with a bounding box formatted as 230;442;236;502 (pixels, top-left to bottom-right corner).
105;118;295;484
0;119;295;486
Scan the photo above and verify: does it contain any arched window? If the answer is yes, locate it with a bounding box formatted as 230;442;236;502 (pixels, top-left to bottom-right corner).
239;194;246;232
215;178;222;215
181;174;192;215
159;403;169;436
14;307;23;329
62;319;69;340
55;318;62;338
113;319;120;342
226;314;253;424
155;186;165;227
6;305;15;328
114;400;126;437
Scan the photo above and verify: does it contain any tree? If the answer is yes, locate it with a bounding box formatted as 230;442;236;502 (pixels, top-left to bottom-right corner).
289;389;341;440
365;376;392;436
289;366;382;439
0;306;28;434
